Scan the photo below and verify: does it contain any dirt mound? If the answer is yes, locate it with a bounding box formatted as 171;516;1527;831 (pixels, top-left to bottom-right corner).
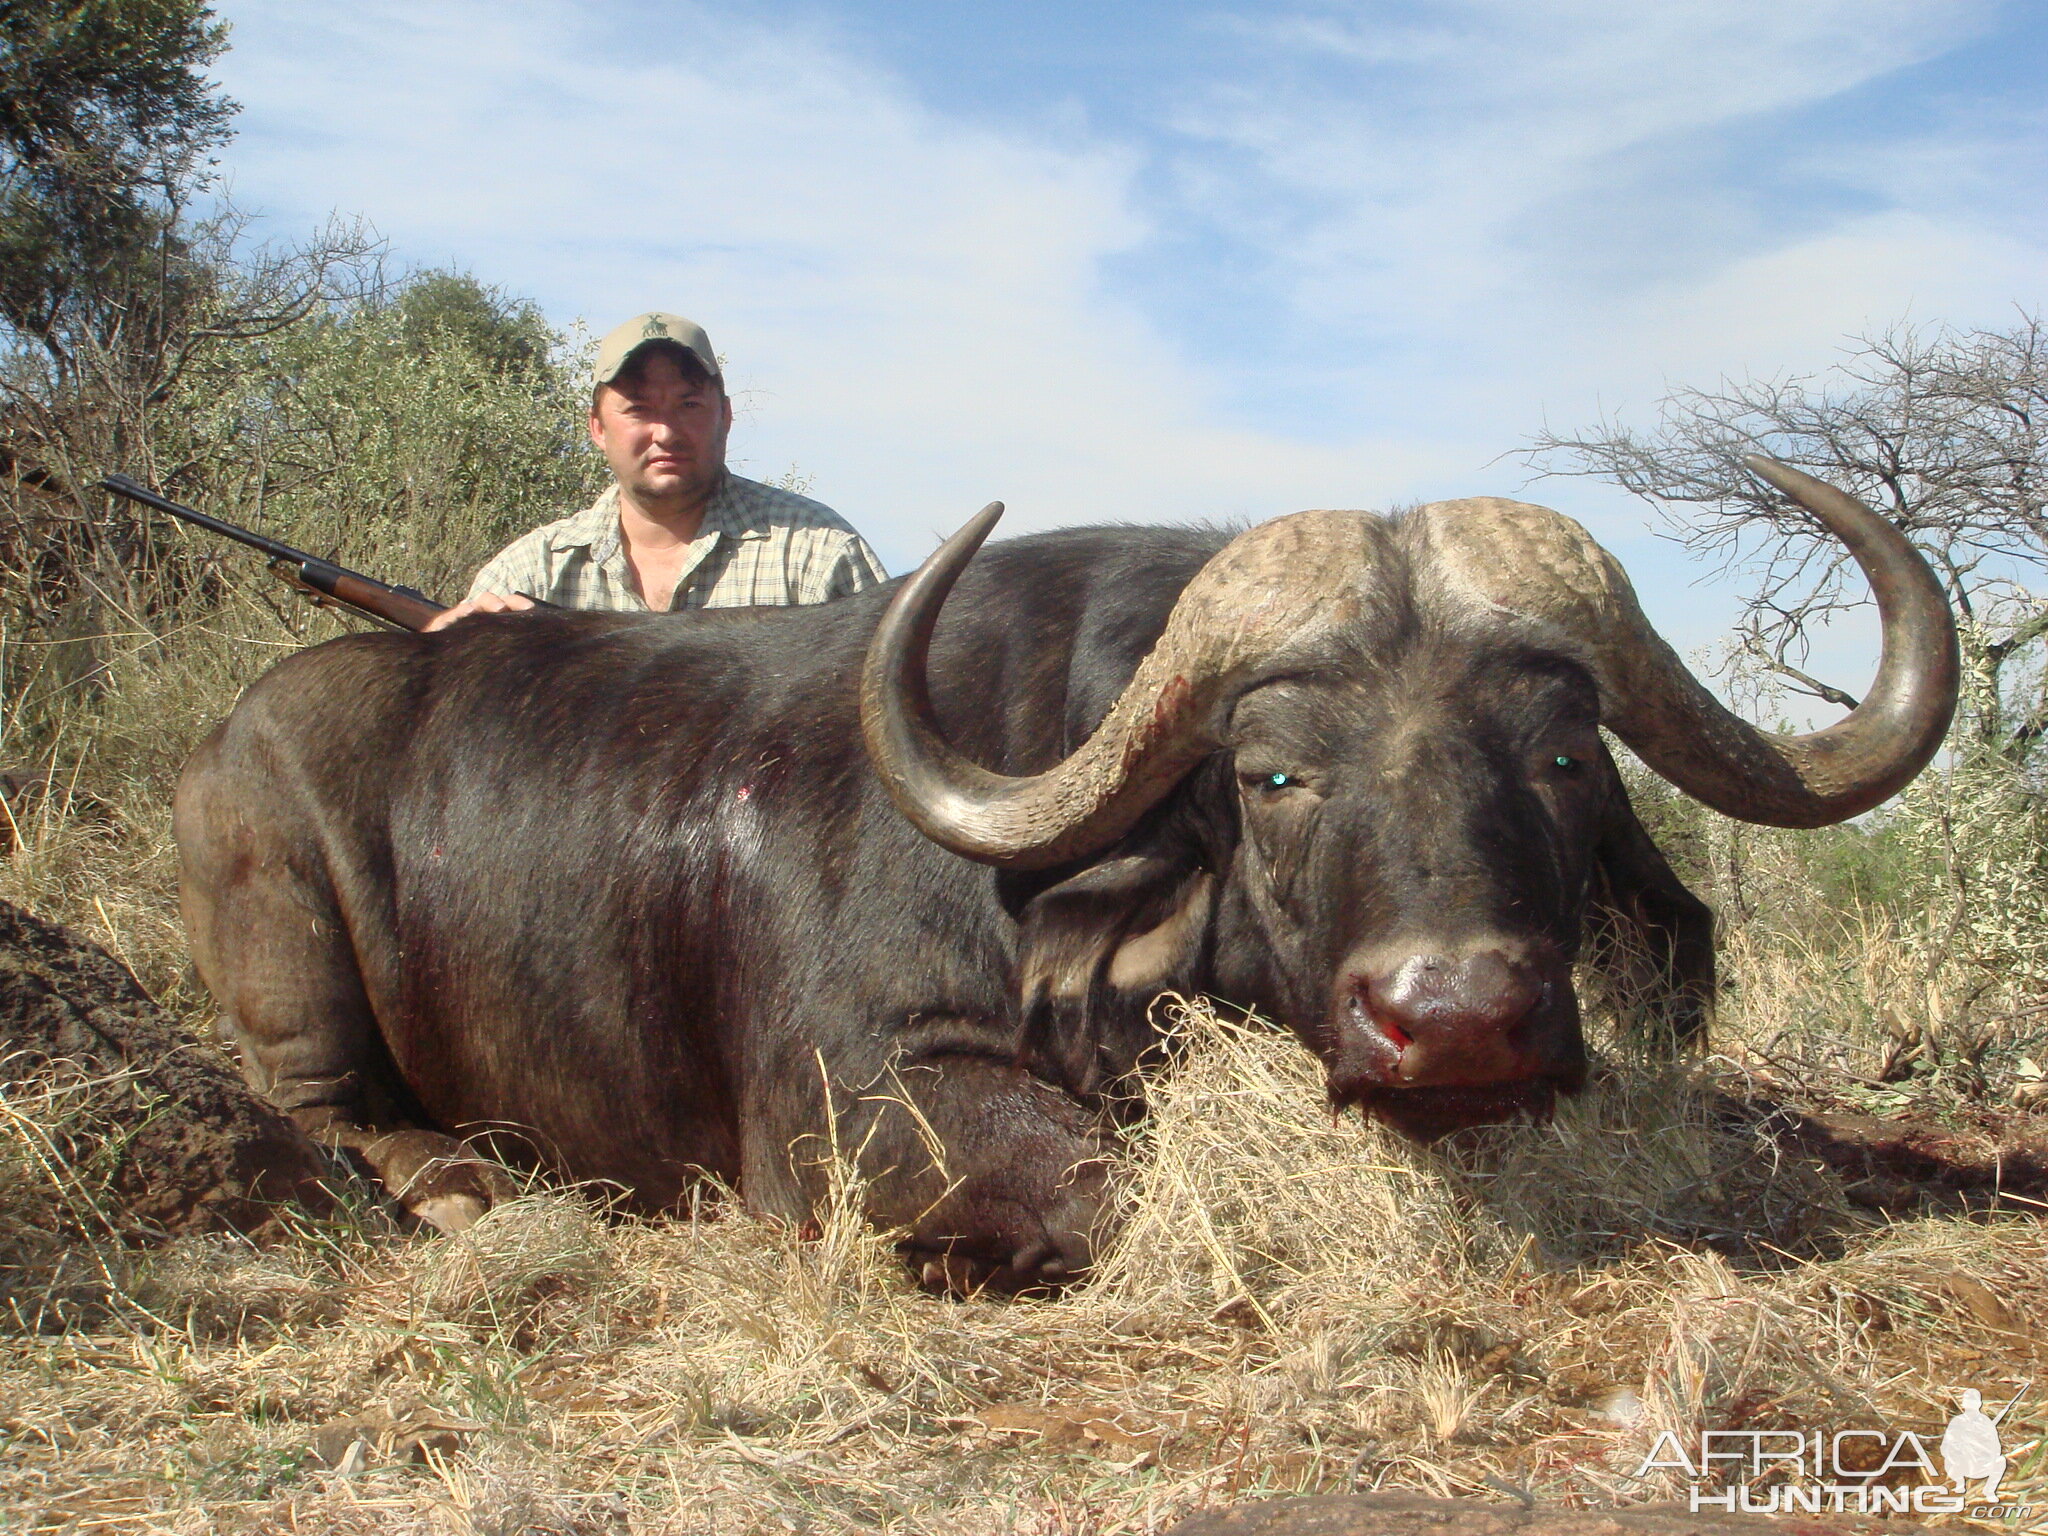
0;898;335;1244
1732;1095;2048;1217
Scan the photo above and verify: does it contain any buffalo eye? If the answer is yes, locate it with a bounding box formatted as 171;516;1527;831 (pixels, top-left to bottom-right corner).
1551;754;1580;772
1240;769;1299;794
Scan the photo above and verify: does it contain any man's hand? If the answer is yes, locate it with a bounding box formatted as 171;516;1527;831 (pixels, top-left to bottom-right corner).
422;592;538;632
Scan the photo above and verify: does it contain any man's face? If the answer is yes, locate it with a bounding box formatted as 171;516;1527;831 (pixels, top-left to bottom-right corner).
588;348;733;514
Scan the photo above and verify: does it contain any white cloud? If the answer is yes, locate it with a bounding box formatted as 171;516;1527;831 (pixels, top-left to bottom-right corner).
1162;3;2037;489
209;0;2042;672
1599;212;2048;385
214;0;1421;574
1172;0;2013;355
1193;0;1989;286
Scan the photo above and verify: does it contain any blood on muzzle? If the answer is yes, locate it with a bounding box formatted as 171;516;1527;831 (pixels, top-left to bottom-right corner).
1338;947;1566;1091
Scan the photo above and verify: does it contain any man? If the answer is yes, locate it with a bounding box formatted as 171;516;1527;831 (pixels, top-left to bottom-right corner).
425;313;884;630
1941;1389;2006;1503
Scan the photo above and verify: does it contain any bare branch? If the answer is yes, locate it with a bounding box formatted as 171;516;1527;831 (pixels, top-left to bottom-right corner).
1525;316;2048;752
1733;625;1860;709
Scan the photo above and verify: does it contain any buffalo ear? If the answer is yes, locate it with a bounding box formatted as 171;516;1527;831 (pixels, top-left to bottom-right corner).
1584;767;1716;1044
1015;852;1214;1098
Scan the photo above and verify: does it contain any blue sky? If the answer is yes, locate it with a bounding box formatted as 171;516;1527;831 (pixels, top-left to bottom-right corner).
208;0;2046;687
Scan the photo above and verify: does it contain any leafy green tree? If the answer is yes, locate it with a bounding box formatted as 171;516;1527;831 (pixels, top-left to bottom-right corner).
393;270;552;378
0;2;385;707
0;7;594;747
205;267;601;605
0;0;235;355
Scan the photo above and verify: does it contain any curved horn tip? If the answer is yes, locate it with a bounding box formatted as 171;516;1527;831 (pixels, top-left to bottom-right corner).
937;500;1004;556
1741;453;1813;496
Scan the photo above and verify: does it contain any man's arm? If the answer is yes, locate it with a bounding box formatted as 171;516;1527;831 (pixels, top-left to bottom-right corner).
421;535;549;632
422;591;537;631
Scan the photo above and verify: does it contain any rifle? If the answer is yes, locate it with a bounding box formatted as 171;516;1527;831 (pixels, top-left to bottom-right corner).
102;474;449;632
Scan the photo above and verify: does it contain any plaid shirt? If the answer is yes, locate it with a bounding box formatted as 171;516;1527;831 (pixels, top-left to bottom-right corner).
467;474;887;611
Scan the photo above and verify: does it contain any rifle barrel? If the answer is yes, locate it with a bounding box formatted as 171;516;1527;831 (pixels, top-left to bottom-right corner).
102;474;309;567
101;474;449;631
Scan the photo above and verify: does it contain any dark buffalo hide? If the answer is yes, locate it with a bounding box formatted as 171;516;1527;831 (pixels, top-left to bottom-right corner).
178;489;1943;1292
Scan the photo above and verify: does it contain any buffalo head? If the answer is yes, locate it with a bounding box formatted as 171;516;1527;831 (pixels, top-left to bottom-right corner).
861;458;1957;1137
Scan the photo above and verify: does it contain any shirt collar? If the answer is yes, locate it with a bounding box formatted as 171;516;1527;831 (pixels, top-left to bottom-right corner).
558;484;625;564
697;473;772;542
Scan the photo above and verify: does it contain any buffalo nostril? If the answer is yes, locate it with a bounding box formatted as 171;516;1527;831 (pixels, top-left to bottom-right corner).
1348;991;1410;1049
1344;950;1553;1084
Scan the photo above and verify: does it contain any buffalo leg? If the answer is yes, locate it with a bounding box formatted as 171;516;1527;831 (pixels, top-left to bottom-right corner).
176;766;513;1233
750;1052;1112;1296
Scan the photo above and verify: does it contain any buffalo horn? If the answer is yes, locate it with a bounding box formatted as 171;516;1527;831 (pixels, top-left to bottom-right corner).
861;505;1378;867
1416;456;1959;827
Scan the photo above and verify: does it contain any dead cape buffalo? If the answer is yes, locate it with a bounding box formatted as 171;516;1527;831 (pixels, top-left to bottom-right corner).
177;457;1956;1292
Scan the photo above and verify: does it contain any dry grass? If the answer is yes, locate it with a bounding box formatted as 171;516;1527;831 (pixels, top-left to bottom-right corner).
13;258;2031;1527
2;585;353;1009
3;992;2044;1534
0;1054;141;1332
5;588;2047;1531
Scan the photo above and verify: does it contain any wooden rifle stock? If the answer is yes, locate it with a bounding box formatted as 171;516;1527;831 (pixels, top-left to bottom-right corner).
297;565;445;632
102;474;449;632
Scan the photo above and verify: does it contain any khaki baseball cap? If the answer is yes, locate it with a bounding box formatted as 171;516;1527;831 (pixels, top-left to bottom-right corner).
591;312;720;388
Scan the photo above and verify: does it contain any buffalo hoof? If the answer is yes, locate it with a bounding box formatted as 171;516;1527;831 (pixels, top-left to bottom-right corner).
906;1223;1097;1297
357;1128;521;1234
410;1192;489;1235
900;1162;1108;1298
